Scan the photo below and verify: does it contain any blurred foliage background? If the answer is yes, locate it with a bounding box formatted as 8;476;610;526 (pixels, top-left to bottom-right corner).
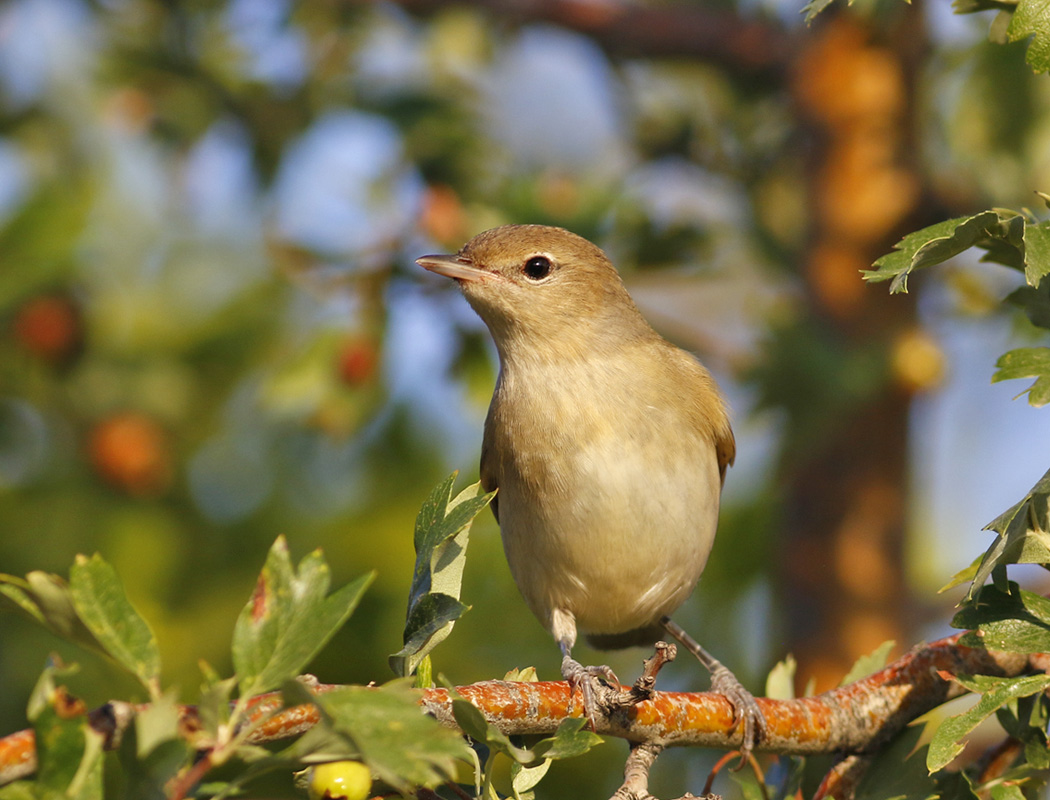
3;0;1050;796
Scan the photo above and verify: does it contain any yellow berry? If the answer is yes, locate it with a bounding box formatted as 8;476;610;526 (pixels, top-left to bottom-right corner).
307;761;372;800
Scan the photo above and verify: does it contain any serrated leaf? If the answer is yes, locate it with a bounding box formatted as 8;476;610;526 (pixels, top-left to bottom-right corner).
1007;0;1050;73
233;536;374;698
840;640;895;686
954;585;1050;652
69;554;161;696
927;673;1050;772
801;0;838;23
866;212;1007;292
390;474;494;677
292;682;472;793
939;554;982;593
966;467;1050;600
993;347;1050;407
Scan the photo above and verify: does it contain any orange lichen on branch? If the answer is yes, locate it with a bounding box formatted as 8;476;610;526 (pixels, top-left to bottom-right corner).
0;634;1040;788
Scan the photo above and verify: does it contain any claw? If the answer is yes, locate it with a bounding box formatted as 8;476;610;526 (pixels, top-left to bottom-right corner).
710;665;766;758
562;656;624;724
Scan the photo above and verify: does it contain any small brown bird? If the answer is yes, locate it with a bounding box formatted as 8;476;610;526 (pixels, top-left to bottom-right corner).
417;225;764;750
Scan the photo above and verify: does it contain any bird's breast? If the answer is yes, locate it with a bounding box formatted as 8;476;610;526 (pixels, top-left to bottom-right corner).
483;355;723;635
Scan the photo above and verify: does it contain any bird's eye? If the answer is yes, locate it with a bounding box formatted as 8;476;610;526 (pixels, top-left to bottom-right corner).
523;256;552;281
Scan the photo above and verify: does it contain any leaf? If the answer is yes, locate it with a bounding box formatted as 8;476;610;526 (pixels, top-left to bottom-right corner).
452;697;535;764
840;640;895;686
511;759;551;800
69;554;161;696
953;584;1050;653
1007;0;1050;73
927;673;1050;772
0;571;102;655
801;0;838;23
865;212;1007;293
854;724;936;800
951;0;1017;14
965;467;1050;600
116;692;192;800
531;718;602;761
1021;220;1050;286
233;536;374;698
390;474;494;677
289;681;472;793
993;347;1050;407
765;655;797;700
28;660;105;800
939;554;982;593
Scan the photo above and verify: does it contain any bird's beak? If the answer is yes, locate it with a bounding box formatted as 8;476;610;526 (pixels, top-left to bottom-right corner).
416;254;492;283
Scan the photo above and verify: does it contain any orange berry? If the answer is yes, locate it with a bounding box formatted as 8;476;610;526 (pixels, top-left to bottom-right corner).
12;294;82;363
89;413;172;496
337;338;378;386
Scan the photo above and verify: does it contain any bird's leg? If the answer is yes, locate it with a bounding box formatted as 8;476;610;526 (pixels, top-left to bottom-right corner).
660;616;766;757
554;609;622;723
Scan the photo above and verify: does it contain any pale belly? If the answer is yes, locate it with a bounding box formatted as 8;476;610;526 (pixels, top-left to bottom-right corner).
496;427;722;637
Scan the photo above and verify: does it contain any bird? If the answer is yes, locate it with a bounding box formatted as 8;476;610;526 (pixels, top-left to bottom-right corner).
416;224;765;752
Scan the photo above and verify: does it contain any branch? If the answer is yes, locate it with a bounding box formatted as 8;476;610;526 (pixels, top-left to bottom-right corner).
0;632;1039;787
350;0;794;75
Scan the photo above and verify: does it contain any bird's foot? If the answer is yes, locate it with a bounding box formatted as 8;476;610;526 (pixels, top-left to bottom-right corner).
561;655;631;723
710;665;766;759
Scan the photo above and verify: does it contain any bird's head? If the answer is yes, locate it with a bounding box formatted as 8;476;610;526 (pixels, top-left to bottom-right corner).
417;225;650;360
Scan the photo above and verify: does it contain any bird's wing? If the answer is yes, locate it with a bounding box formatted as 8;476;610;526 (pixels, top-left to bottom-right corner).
715;424;736;487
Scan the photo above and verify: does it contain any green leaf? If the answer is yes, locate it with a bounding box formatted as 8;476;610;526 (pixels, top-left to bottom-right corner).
1021;220;1050;286
390;474;494;677
233;536;374;698
0;783;37;800
69;554;161;696
0;571;102;656
1007;0;1050;73
855;724;936;800
511;759;551;800
452;697;535;764
866;212;1009;293
801;0;838;23
951;0;1017;14
954;584;1050;653
939;554;982;593
290;681;472;793
765;655;797;700
927;673;1050;772
840;640;895;686
115;692;192;800
965;467;1050;600
531;718;603;761
29;659;105;800
993;347;1050;407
